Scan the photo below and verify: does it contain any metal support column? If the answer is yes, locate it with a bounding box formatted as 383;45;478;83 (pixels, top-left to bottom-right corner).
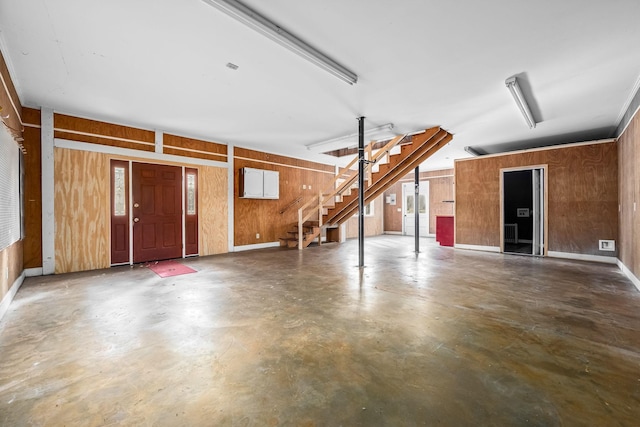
358;117;365;268
414;166;420;253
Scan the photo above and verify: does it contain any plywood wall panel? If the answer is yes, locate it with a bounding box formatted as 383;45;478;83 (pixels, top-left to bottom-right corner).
456;142;618;256
0;241;23;302
199;166;228;256
54;148;110;273
344;195;384;238
234;154;334;247
235;147;335;173
23;124;42;268
54;114;155;152
164;134;227;161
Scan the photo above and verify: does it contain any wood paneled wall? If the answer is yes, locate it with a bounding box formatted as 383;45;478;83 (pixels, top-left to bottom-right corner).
455;142;618;256
0;50;22;141
54;148;111;273
0;241;23;303
617;110;640;278
383;169;454;234
23;108;42;268
234;147;335;247
199;166;228;255
344;195;384;238
54;113;156;152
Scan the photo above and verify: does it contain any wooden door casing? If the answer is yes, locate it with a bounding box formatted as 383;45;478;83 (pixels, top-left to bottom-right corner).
132;162;183;263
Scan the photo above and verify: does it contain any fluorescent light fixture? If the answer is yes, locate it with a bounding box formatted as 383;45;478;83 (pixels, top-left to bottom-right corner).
201;0;358;85
306;123;395;150
505;76;536;129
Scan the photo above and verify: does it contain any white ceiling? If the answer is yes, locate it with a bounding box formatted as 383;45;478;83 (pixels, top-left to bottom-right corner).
1;0;639;170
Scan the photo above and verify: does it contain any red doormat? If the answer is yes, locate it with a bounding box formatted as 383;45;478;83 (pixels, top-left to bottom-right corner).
147;260;197;278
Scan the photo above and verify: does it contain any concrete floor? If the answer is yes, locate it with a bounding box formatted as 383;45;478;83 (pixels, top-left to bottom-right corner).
1;236;639;426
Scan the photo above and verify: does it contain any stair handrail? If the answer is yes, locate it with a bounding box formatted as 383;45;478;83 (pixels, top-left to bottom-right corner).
296;133;408;249
279;195;303;214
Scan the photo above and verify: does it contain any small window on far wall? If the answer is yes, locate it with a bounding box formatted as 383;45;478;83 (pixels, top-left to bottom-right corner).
364;202;374;216
113;167;126;216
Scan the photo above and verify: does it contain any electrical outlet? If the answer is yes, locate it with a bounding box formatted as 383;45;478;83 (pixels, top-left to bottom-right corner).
309;185;312;190
256;233;260;239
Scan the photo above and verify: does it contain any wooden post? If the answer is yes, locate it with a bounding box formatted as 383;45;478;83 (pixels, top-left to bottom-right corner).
318;191;322;246
298;207;303;250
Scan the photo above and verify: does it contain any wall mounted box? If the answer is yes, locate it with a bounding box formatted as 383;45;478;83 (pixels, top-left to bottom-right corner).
239;167;279;199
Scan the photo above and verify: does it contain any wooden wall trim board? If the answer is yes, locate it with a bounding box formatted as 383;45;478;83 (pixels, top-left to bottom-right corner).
55;138;228;169
234;156;335;174
0;49;22;140
455;138;616;163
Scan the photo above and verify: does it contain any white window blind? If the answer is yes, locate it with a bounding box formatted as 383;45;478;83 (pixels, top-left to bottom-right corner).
0;125;20;251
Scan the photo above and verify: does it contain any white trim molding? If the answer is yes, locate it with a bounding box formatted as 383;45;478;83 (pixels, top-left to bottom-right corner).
0;270;25;322
547;251;617;265
41;107;55;275
454;244;500;253
24;267;43;277
617;260;640;292
234;241;281;252
54;138;228;169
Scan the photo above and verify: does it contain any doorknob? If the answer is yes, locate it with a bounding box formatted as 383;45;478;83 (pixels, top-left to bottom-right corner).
134;203;140;208
133;217;140;223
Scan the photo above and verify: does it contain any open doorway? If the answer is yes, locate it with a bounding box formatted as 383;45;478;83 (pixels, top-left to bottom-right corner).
501;166;546;256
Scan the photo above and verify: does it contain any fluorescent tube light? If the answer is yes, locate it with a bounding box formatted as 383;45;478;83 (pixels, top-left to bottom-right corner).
464;146;482;156
201;0;358;85
306;123;395;150
505;76;536;129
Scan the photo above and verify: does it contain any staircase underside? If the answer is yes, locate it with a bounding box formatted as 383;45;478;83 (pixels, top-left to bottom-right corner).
323;126;453;227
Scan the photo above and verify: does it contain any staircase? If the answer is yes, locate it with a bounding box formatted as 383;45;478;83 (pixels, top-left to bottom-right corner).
280;126;453;249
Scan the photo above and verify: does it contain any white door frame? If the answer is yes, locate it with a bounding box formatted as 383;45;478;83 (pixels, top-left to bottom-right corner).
402;181;430;236
500;165;548;255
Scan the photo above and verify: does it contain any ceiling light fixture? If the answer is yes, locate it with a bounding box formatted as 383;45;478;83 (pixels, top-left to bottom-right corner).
505;76;536;129
201;0;358;85
306;123;395;150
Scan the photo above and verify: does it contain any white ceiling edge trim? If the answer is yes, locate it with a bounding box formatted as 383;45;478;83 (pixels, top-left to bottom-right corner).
616;99;640;140
54;138;229;169
453;138;616;163
614;73;640;129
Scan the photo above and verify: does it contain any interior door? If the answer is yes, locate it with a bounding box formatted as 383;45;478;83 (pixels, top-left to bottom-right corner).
403;182;429;236
132;162;183;263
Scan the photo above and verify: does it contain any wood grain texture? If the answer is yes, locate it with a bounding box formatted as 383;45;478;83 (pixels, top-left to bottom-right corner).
199;165;228;256
344;195;384;239
383;169;454;234
617;110;638;276
163;133;227;161
54;114;155;151
54;148;110;273
0;240;23;302
234;153;334;247
23;124;42;268
22;107;41;126
235;147;335;173
0;50;22;139
455;142;618;256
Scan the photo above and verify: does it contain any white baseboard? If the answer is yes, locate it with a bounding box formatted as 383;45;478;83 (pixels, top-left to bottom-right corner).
24;267;43;277
617;260;640;292
234;242;281;252
454;244;501;253
547;251;617;264
384;231;403;235
0;270;25;322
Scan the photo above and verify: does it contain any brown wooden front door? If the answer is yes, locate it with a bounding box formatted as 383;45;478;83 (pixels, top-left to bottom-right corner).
132;162;183;263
